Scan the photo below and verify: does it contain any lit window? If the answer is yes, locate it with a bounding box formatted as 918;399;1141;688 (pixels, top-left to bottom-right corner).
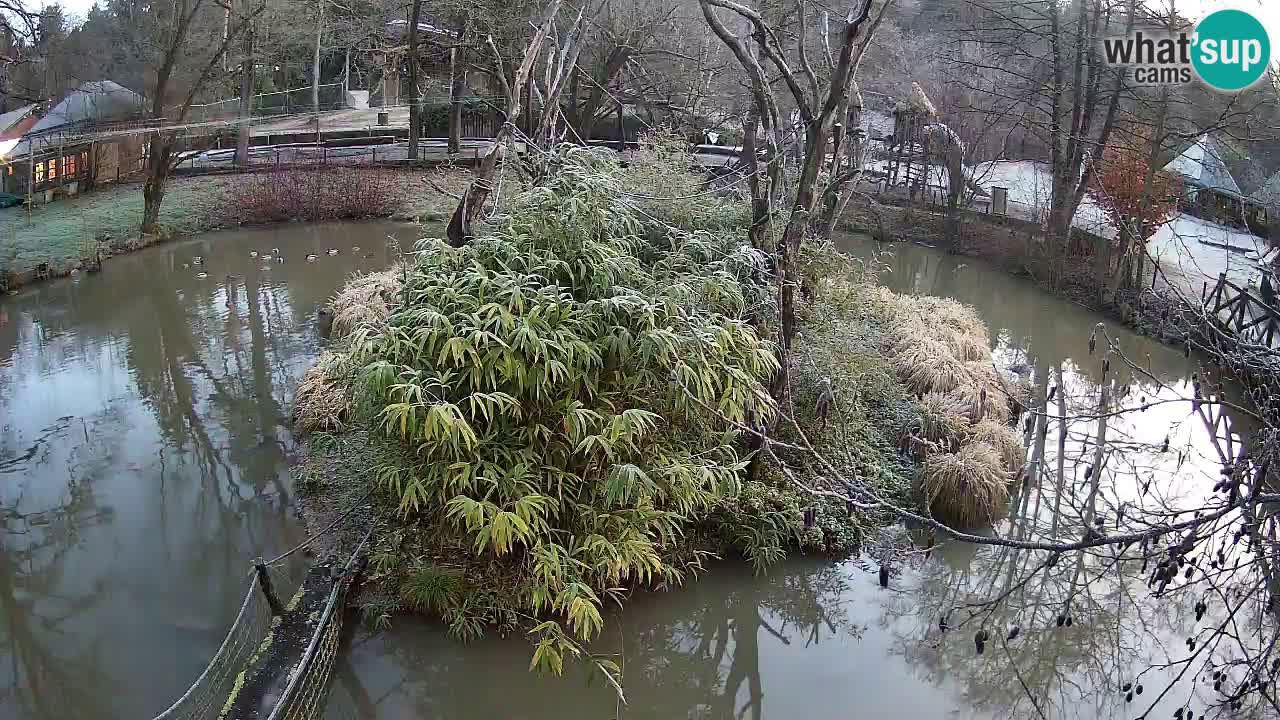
48;159;57;180
34;161;44;183
68;155;76;175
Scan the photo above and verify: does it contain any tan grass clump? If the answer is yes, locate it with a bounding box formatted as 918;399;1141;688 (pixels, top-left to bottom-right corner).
329;267;404;340
917;297;989;342
884;319;932;357
895;340;968;395
292;351;353;433
947;382;1011;425
922;441;1011;528
942;328;990;362
966;420;1026;472
918;391;971;446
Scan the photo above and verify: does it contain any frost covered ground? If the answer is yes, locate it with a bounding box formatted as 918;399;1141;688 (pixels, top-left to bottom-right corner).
968;160;1272;295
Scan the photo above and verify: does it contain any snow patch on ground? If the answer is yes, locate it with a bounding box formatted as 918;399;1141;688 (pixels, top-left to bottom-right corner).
1145;214;1270;292
970;160;1115;238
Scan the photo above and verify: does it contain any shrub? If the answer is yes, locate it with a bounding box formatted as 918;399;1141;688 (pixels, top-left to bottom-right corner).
218;167;401;225
348;147;777;645
922;441;1011;528
293;351;354;432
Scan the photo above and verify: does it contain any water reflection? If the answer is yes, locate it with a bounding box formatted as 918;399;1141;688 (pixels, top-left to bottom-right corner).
327;560;995;720
327;234;1258;720
0;221;425;720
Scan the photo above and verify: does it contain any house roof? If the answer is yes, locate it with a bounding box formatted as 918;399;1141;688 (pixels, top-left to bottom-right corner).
384;19;456;40
0;104;35;135
0;114;38;143
1;81;144;159
29;81;143;134
1163;133;1242;195
1251;169;1280;210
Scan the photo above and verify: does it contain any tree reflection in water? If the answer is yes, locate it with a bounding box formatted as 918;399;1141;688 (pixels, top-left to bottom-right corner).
0;223;417;719
328;561;894;720
0;413;115;720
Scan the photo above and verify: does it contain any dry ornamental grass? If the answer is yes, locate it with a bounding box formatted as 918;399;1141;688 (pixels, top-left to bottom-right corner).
293;352;355;432
922;441;1011;528
966;420;1027;472
329;267;405;340
874;286;1029;528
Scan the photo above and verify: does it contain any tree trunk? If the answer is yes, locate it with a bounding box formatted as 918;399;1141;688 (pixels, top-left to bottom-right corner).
236;21;254;167
448;33;466;155
741;106;768;251
407;0;423;159
446;1;562;247
142;135;173;235
312;0;323;113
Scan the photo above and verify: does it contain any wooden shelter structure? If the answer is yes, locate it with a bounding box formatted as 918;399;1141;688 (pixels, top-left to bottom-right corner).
884;82;938;199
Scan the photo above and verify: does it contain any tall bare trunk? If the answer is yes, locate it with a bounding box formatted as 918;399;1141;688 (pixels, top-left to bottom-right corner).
448;31;467;154
741;106;767;251
446;1;562;247
142;135;174;234
236;21;254;167
407;0;423;159
312;0;323;113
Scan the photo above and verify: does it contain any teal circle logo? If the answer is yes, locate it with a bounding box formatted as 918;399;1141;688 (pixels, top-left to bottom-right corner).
1192;9;1271;91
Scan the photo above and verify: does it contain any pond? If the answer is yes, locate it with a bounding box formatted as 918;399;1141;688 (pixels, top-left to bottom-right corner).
0;221;424;720
0;223;1255;720
322;234;1257;720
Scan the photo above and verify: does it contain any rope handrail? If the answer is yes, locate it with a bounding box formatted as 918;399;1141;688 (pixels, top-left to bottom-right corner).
150;571;257;720
264;490;371;567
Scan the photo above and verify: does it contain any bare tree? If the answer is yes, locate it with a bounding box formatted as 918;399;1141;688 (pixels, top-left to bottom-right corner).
138;0;265;233
700;0;892;382
406;0;424;158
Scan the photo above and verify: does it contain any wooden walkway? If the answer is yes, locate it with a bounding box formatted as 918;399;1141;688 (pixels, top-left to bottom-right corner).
1203;273;1280;351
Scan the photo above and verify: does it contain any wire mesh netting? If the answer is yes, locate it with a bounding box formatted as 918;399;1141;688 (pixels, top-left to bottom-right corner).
266;531;371;720
269;576;352;720
150;575;279;720
147;527;364;720
184;85;347;123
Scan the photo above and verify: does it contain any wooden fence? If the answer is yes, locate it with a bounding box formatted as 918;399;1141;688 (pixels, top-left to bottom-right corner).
1203;273;1280;349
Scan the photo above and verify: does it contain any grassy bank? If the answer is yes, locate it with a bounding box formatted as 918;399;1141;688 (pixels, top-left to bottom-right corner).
0;168;466;292
291;145;1027;673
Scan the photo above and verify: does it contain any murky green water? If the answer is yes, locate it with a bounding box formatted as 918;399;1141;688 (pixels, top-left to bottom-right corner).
0;221;424;720
324;235;1255;720
1;223;1253;720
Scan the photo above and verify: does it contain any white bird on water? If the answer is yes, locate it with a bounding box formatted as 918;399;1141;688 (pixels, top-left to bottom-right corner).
196;271;208;279
326;248;339;256
305;253;317;262
249;250;259;258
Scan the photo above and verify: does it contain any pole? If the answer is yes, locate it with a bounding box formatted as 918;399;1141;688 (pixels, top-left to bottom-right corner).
616;100;625;153
253;557;285;615
237;10;255;167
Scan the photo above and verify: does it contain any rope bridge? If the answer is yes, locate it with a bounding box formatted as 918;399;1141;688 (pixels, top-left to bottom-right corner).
149;518;370;720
